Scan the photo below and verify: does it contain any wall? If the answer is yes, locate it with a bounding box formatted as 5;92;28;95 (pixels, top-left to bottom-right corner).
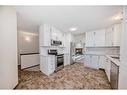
119;6;127;89
18;31;39;54
85;47;120;55
18;31;39;65
0;6;18;89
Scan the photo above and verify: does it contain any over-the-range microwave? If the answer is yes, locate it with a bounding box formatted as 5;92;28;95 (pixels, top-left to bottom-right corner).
51;40;62;46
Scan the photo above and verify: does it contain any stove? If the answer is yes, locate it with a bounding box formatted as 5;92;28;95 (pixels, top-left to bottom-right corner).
55;54;64;72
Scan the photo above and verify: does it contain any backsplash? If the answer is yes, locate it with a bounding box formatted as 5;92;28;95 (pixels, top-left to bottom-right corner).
85;47;120;55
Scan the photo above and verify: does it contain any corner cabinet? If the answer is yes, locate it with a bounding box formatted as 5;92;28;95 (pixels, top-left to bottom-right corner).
105;23;122;46
84;54;99;69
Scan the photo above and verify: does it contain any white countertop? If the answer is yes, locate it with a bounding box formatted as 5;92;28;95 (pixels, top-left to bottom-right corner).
105;55;120;66
85;53;105;56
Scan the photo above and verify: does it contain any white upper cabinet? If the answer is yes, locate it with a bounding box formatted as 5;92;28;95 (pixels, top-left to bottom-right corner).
105;23;122;46
51;27;57;41
94;29;105;46
86;29;105;47
113;23;122;46
86;23;121;47
51;27;63;41
105;26;114;46
39;24;51;46
39;24;65;47
86;31;95;47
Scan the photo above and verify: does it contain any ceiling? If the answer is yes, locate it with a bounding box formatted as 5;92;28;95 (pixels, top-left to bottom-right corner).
16;6;122;35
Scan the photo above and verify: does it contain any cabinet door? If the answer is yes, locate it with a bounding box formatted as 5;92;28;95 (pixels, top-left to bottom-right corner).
99;56;106;69
119;65;127;89
51;27;57;40
91;55;99;69
40;56;48;74
105;27;113;46
61;33;65;46
94;29;105;46
84;55;91;68
105;58;111;81
113;23;122;46
43;25;51;46
48;55;55;74
86;32;95;47
57;30;62;41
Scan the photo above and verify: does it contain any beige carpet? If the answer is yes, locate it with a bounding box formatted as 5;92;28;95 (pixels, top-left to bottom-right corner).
16;62;111;89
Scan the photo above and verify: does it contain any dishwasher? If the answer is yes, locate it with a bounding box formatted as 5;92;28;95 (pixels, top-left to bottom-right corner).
110;61;119;89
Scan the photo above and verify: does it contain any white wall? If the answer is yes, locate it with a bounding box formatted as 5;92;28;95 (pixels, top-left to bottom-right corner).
0;6;18;89
18;31;39;65
119;6;127;89
18;31;39;54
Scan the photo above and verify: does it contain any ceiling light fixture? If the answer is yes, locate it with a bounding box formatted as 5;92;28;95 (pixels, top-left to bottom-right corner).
113;13;123;21
69;27;77;31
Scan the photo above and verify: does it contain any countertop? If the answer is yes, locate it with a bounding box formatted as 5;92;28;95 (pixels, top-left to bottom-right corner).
105;55;120;66
84;53;120;66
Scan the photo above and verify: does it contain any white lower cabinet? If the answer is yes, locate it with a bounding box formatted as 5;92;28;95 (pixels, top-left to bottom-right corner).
84;55;91;68
40;55;55;76
84;54;111;82
105;58;111;81
119;65;127;89
99;56;106;69
84;55;99;69
91;56;99;69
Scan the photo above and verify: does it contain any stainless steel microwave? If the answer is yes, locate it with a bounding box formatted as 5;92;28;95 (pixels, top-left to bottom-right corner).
51;40;62;46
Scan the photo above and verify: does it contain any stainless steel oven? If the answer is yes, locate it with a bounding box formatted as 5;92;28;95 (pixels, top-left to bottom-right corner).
48;49;57;55
55;54;64;72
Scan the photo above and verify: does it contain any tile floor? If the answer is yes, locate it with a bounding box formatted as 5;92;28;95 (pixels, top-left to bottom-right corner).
16;62;111;89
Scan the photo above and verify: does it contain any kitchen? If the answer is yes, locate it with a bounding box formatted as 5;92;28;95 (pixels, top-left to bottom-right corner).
0;6;127;90
38;22;121;89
